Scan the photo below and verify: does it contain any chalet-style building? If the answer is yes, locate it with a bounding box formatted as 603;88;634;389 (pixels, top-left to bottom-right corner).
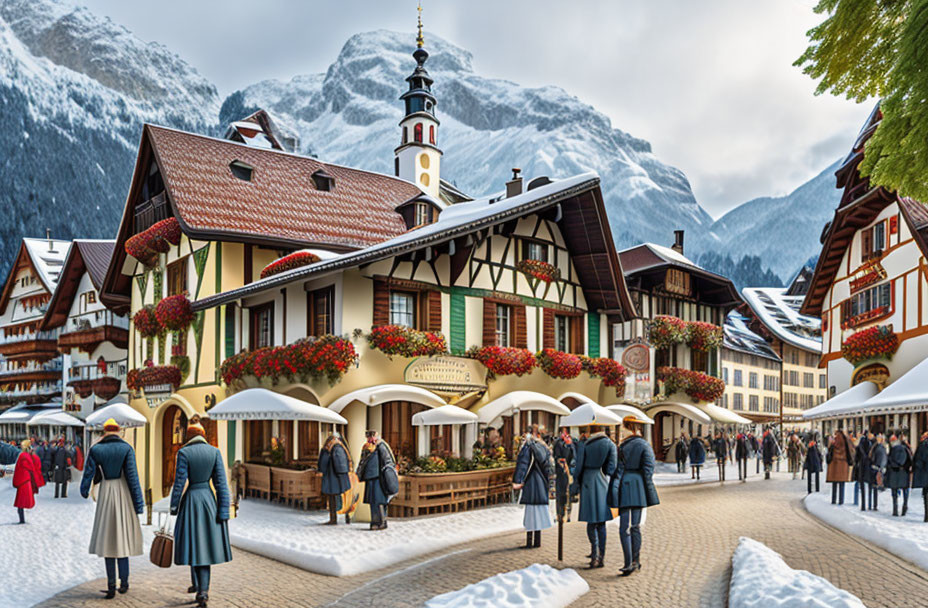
720;311;781;427
803;106;928;442
41;240;129;419
99;26;638;514
740;281;827;426
615;233;746;458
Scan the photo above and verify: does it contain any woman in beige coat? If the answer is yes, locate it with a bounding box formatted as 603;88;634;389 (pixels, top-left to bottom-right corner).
826;429;853;505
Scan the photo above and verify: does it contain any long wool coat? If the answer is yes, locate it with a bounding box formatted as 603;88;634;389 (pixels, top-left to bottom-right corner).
885;442;913;490
552;437;575;497
869;442;888;486
170;436;232;567
674;438;689;463
51;445;72;484
358;441;394;507
513;438;551;505
688;438;706;466
571;433;616;523
762;433;779;465
319;440;351;496
609;436;659;510
826;432;853;483
853;436;872;483
735;436;749;460
803;443;823;473
12;451;42;509
912;437;928;489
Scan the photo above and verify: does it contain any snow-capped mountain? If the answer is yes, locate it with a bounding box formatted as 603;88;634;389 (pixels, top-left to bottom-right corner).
0;0;219;273
699;161;841;282
221;30;714;249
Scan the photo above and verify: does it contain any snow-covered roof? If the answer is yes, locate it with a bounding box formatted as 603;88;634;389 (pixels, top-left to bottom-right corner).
618;242;701;273
22;238;70;292
802;381;879;421
723;311;780;361
856;356;928;415
742;287;821;353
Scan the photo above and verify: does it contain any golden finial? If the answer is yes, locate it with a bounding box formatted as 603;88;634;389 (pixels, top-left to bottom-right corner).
416;2;424;48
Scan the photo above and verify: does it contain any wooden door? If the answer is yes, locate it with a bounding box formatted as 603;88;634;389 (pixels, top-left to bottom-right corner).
382;401;427;459
162;405;187;496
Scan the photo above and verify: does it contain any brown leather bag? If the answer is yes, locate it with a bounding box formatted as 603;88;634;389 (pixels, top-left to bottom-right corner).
150;518;174;568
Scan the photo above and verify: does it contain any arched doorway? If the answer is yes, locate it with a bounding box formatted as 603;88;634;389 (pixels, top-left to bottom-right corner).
652;412;670;460
162;405;187;496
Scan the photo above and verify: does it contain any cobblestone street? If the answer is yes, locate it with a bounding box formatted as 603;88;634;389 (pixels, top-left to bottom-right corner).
39;477;928;608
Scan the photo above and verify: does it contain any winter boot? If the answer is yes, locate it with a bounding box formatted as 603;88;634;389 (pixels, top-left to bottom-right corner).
923;493;928;522
118;582;129;595
523;532;533;549
196;592;208;608
533;530;541;548
187;586;198;594
102;586;116;600
902;501;908;516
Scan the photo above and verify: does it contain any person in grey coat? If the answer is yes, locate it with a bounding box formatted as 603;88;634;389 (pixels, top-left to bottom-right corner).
886;432;913;516
609;418;659;576
552;427;576;523
868;434;888;511
912;431;928;522
570;425;616;569
38;440;53;481
318;434;352;525
512;428;552;548
51;439;73;498
688;435;706;480
357;430;396;531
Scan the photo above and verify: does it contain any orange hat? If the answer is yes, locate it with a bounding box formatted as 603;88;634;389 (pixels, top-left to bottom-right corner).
103;418;120;432
187;422;206;440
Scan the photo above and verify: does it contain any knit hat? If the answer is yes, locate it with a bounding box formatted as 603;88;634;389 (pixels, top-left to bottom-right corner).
187;422;206;440
103;418;120;432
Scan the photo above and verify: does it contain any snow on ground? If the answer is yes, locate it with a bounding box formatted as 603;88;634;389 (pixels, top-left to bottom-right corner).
0;477;156;608
424;563;588;608
729;537;865;608
228;500;542;577
805;491;928;572
654;459;791;486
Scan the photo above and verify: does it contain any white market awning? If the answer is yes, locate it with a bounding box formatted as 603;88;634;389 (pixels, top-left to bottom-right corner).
327;384;446;414
477;391;571;424
560;402;623;427
802;381;879;420
411;405;478;426
208;388;347;424
556;392;595;405
0;404;62;423
27;411;85;428
855;356;928;416
644;402;712;425
85;401;149;430
700;403;752;425
605;404;655;425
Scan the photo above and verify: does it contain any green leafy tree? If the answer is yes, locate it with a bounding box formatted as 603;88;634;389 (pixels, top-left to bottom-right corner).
796;0;928;200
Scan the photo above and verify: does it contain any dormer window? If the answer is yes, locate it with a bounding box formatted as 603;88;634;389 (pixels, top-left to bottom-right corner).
415;202;430;227
312;169;335;192
229;160;254;181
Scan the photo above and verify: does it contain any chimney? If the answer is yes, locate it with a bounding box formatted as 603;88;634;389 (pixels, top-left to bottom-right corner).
672;230;684;255
506;168;523;198
46;228;54;251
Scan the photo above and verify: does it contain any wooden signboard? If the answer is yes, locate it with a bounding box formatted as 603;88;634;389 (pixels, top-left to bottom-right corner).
405;356;487;394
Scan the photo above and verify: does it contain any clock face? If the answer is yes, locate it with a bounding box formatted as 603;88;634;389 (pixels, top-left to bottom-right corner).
622;344;650;373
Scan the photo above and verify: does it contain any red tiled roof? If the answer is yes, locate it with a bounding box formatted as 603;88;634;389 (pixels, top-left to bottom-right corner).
148;125;421;248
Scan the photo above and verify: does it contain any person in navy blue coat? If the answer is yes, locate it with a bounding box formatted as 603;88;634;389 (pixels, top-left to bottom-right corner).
674;433;689;473
886;433;913;516
734;433;750;482
512;427;552;549
712;432;730;482
868;434;888;511
552;427;576;523
609;418;659;576
80;419;144;599
570;425;617;569
357;431;395;530
319;434;352;525
853;431;872;510
762;431;779;479
803;440;823;493
912;431;928;522
688;435;706;480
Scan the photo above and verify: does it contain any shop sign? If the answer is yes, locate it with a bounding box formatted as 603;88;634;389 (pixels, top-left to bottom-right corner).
142;384;173;408
622;344;650;373
851;362;890;390
849;260;887;293
405;356;487;394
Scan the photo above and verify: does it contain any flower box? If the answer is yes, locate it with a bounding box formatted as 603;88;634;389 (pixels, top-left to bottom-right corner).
133;306;161;338
260;251;322;280
124;218;181;266
471;346;535;377
649;315;688;349
515;259;561;283
220;335;358;387
686;321;723;352
658;366;725;403
135;365;182;391
367;325;447;358
582;356;627;390
536;348;582;379
841;325;899;366
155;294;194;332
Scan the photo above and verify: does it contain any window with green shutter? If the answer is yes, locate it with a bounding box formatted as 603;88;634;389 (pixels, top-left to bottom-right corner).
587;312;600;358
450;293;466;355
225;304;236;359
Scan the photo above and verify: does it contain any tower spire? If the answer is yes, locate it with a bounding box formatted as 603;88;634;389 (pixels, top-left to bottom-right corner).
416;2;424;49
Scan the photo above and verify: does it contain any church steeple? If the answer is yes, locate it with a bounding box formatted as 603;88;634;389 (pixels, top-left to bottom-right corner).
394;2;441;198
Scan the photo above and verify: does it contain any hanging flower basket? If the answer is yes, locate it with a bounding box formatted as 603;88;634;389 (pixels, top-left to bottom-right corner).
125;234;158;267
133;305;161;338
515;259;561;284
649;315;688;349
471;346;536;377
582;356;628;389
367;325;447;358
124;218;181;266
686;321;724;352
658;366;725;403
841;325;899;366
536;348;583;379
135;365;182;391
126;369;140;392
219;335;358;387
155;294;194;332
260;251;322;280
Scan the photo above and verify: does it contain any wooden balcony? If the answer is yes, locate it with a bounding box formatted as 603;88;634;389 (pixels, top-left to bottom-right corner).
134;192;170;233
0;338;59;359
58;325;129;353
0;370;61;384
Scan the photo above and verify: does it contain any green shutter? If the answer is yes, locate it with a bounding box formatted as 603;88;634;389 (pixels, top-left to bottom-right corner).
227;420;236;466
450;293;466;355
587;312;600;358
225;305;236;359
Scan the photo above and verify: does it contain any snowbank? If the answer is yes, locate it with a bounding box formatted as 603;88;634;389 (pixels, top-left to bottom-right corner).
424;563;588;608
729;537;865;608
228;500;537;577
0;478;155;608
804;491;928;572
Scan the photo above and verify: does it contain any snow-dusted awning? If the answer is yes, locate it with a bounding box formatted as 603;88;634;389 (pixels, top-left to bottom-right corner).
85;401;149;430
411;405;478;426
556;392;595;405
327;384;446;415
853;356;928;416
208;388;347;424
27;411;84;427
644;402;712;425
477;391;571;424
605;404;655;425
802;381;879;420
700;403;752;425
560;402;623;427
0;404;62;423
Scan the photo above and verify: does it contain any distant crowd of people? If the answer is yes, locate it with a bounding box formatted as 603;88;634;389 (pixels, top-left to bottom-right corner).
672;429;782;481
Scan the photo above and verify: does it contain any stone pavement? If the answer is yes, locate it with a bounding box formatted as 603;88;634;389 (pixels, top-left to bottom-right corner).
38;476;928;608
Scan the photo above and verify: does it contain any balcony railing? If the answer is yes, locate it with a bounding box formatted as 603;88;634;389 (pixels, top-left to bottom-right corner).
134;192;170;233
63;310;129;334
0;382;63;402
68;359;128;382
0;360;63;376
0;330;57;346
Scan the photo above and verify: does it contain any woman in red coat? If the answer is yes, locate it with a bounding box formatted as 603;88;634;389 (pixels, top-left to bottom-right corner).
13;440;43;523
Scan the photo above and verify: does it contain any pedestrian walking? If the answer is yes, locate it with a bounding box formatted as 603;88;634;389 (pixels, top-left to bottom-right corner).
712;431;729;482
787;434;805;480
12;439;43;524
674;433;688;473
868;434;888;511
553;427;575;523
735;433;750;482
804;440;822;493
826;429;853;505
318;434;352;525
886;432;913;517
688;435;706;480
357;430;396;531
0;440;20;466
912;431;928;522
512;427;552;549
170;422;232;608
570;425;617;569
609;417;659;577
51;438;73;498
853;431;872;510
79;419;144;599
762;431;778;479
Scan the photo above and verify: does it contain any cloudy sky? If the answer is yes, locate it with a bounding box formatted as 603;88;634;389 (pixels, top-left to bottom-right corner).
82;0;870;218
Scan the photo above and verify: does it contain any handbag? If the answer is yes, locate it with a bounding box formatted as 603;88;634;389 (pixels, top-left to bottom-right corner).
150;517;174;568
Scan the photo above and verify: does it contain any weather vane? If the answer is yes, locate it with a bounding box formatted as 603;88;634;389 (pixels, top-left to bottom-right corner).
416;2;424;48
